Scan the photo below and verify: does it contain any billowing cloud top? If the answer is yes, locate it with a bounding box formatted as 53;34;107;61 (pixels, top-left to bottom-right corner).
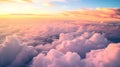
0;16;120;67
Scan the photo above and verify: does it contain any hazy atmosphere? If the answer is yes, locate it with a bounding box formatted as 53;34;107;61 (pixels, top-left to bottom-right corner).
0;0;120;67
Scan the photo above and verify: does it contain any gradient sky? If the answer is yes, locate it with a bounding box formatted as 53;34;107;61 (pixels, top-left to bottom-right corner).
0;0;120;14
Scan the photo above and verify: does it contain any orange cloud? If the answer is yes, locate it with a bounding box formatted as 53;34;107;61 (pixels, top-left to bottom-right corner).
22;0;32;2
62;8;117;17
0;0;32;3
0;0;11;2
59;8;120;22
14;0;32;3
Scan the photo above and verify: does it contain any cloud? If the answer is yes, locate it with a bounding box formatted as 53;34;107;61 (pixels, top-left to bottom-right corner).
30;49;81;67
83;43;120;67
8;46;38;67
0;0;66;10
31;43;120;67
38;0;66;7
35;26;109;58
42;2;55;7
0;36;22;67
0;0;32;3
0;0;11;2
60;8;120;21
0;20;120;67
64;8;120;17
16;0;33;3
0;35;38;67
96;8;120;18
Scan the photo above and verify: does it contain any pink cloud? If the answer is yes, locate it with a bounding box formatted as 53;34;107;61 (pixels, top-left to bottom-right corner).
61;8;120;20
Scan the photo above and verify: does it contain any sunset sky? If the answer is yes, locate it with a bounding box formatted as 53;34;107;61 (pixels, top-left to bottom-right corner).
1;1;120;67
0;0;120;22
0;0;120;14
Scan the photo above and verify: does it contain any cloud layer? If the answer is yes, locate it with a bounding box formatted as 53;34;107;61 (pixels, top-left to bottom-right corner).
0;20;120;67
31;43;120;67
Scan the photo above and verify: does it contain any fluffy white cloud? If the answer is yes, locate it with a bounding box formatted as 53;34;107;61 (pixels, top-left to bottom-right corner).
36;28;109;58
82;43;120;67
56;32;109;58
31;43;120;67
0;20;120;67
30;49;81;67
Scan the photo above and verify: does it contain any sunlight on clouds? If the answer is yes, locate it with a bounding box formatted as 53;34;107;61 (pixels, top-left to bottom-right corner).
42;2;55;7
0;0;11;2
0;0;32;2
32;0;66;3
59;8;120;22
14;0;32;3
0;0;67;14
0;0;66;4
0;0;120;23
33;0;66;7
0;3;39;14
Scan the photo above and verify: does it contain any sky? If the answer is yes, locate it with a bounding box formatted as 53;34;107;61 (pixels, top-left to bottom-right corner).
0;0;120;22
0;0;120;14
0;1;120;67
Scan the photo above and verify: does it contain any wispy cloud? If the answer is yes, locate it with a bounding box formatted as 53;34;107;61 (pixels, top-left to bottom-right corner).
59;8;120;21
32;0;66;7
0;0;66;5
0;0;11;2
42;2;55;7
0;0;32;3
19;0;32;3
